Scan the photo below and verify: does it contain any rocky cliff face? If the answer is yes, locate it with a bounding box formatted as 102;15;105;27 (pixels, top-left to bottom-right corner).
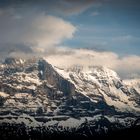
0;57;140;138
38;59;75;96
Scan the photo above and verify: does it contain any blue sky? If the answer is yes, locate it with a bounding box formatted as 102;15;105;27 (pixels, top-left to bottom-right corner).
61;0;140;56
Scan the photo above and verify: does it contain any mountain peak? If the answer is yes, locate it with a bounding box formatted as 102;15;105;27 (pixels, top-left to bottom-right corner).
4;57;25;65
56;65;119;81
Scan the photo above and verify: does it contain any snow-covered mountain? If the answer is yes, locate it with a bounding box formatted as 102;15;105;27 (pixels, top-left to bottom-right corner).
124;79;140;95
55;65;140;112
0;57;140;138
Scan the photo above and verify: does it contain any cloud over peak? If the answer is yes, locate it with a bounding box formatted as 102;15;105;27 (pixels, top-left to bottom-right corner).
46;48;140;79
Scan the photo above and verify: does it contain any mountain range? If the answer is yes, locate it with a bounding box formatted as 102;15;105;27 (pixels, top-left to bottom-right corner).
0;57;140;139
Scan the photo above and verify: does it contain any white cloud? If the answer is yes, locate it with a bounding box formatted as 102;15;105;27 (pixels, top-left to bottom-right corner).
0;12;76;52
27;14;76;52
55;0;95;15
45;48;140;79
91;11;100;16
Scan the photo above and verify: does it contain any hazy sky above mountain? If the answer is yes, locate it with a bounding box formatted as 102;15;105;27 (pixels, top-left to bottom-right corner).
0;0;140;78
